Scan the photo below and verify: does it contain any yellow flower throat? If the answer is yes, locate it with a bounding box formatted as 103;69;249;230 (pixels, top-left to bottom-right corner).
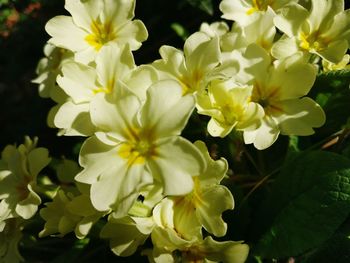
118;128;157;165
85;19;116;51
246;0;274;15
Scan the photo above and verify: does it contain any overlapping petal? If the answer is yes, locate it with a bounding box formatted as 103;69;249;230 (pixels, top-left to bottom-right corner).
141;80;195;137
149;137;205;196
46;16;89;52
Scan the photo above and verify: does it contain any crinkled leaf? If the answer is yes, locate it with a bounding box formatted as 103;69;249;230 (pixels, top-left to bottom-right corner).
254;151;350;258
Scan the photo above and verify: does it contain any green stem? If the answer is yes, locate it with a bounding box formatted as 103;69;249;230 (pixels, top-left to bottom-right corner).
239;167;279;208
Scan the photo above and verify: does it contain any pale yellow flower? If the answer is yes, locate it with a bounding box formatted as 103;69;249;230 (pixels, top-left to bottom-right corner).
152;32;233;95
32;43;73;99
40;188;103;239
148;227;249;263
197;79;264;138
100;184;163;257
0;218;24;263
273;0;350;63
220;8;276;53
0;137;50;227
322;54;350;71
242;45;325;149
53;44;156;136
45;0;148;64
220;0;295;25
75;80;205;216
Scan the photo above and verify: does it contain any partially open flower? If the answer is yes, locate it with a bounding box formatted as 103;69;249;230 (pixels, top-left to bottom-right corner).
197;79;264;138
148;227;249;263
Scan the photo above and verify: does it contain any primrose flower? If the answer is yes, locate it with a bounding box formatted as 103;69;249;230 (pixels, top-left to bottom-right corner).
322;54;350;72
272;0;350;63
100;184;163;256
148;227;249;263
199;21;239;56
220;0;295;26
200;22;229;39
242;45;325;149
220;8;276;53
53;44;156;136
152;32;235;95
45;0;148;64
197;79;264;138
0;218;24;263
101;140;233;256
152;141;234;239
32;43;73;99
75;80;205;216
39;189;80;237
0;137;50;229
40;188;104;239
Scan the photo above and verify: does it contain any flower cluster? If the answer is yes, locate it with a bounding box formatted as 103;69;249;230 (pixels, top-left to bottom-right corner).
0;137;50;261
11;0;348;262
30;0;251;261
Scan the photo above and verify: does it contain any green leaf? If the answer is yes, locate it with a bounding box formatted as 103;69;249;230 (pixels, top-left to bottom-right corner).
301;219;350;263
50;238;90;263
318;69;350;79
311;70;350;137
254;151;350;259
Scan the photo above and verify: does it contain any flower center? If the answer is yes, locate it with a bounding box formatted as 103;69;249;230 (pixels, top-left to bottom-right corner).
93;79;115;94
118;129;156;165
251;82;282;115
173;246;205;263
85;19;116;51
182;250;205;263
299;31;330;52
179;69;204;95
173;176;203;211
220;103;245;125
16;182;29;201
246;0;274;15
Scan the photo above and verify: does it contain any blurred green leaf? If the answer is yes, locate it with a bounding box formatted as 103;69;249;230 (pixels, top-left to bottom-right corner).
0;0;9;6
253;151;350;258
315;92;331;108
170;22;189;40
185;0;214;15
